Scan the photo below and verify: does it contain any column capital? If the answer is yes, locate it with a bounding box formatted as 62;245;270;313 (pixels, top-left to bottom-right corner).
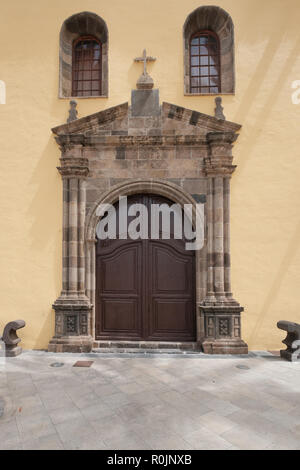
204;131;239;177
55;134;89;178
57;157;89;178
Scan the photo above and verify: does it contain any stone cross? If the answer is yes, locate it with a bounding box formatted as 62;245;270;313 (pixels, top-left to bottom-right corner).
134;49;156;75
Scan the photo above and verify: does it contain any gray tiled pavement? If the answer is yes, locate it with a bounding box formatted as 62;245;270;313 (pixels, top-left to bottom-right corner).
0;351;299;450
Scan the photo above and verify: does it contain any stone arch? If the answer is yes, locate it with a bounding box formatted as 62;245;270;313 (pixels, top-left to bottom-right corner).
85;179;205;340
183;5;235;94
59;11;108;98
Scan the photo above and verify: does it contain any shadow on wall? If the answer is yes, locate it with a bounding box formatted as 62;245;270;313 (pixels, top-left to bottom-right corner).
229;4;300;348
248;218;300;347
233;6;300;173
26;137;61;349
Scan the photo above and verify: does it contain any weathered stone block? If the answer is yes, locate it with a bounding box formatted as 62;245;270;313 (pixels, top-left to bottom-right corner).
131;89;160;117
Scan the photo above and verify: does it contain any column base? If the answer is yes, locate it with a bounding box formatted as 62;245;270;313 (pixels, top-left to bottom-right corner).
49;294;93;353
48;335;93;353
199;303;248;355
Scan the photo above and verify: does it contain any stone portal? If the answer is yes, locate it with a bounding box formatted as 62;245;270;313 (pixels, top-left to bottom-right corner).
48;81;248;354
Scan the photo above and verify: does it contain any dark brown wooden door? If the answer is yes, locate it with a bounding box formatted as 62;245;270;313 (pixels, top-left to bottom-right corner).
95;194;196;341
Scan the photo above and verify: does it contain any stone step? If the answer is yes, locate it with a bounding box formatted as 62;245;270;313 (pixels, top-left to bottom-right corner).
92;347;201;355
92;340;199;351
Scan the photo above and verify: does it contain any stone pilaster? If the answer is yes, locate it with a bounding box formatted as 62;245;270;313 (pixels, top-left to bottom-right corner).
200;132;248;354
48;135;93;353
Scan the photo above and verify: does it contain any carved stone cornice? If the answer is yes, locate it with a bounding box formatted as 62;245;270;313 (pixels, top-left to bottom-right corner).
55;134;85;152
206;131;238;145
84;135;208;147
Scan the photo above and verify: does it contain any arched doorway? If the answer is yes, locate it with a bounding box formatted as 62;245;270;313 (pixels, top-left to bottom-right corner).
95;193;196;341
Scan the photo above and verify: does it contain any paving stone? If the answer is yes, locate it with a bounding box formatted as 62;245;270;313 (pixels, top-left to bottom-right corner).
196;411;237;435
91;414;129;440
221;425;271;450
80;402;114;421
55;416;94;443
49;404;83;425
102;391;133;409
146;432;193;450
17;413;56;442
117;381;147;395
104;431;149;450
22;433;64;450
63;436;108;450
0;419;21;447
184;427;233;450
92;384;120;397
0;351;300;449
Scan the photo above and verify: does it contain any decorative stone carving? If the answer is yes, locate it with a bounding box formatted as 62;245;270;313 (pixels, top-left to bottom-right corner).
67;100;78;123
50;88;247;354
215;97;225;120
1;320;26;357
277;321;300;362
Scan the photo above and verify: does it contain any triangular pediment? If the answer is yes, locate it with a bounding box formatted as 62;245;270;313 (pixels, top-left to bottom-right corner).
52;100;241;137
162;102;241;134
52;102;129;136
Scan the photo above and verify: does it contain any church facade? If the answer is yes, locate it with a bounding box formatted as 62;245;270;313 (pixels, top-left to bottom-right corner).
0;1;299;352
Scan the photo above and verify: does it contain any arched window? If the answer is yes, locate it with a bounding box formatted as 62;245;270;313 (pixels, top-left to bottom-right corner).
190;31;220;94
72;36;102;97
184;6;235;95
59;12;108;98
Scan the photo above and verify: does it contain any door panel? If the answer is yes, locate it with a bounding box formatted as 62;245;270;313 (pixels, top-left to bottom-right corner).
148;241;195;340
96;241;143;339
102;246;139;293
95;194;196;341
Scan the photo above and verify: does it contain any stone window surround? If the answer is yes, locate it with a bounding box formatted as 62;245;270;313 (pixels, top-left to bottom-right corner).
183;5;235;95
59;11;108;99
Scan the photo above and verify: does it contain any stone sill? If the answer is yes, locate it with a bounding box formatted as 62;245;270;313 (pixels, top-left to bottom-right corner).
184;93;235;96
59;95;108;100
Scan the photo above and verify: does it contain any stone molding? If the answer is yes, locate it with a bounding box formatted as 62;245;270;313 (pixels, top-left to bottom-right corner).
85;178;198;241
49;97;247;354
59;12;109;98
183;6;235;95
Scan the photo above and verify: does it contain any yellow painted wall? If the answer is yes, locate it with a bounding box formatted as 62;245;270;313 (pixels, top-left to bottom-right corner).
0;0;300;350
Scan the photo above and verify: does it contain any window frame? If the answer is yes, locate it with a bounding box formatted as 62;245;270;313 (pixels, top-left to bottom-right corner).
72;35;102;98
189;30;221;95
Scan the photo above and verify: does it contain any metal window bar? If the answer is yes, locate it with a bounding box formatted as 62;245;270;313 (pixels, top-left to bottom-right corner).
189;31;221;94
72;36;102;97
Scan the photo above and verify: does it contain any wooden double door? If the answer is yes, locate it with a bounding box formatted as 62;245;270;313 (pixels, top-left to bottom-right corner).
95;194;196;341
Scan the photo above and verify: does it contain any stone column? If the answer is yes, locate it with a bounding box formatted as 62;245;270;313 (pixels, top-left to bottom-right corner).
205;178;216;304
213;176;226;302
48;134;93;353
224;176;233;301
200;132;248;354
